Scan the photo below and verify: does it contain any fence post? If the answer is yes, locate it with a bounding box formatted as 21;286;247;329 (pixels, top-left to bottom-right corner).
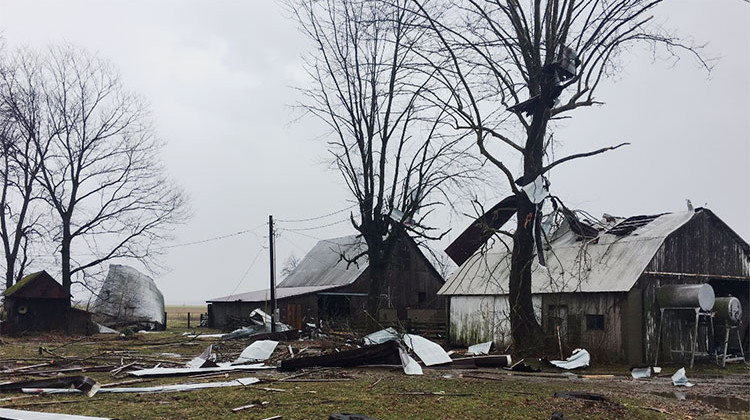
187;312;191;328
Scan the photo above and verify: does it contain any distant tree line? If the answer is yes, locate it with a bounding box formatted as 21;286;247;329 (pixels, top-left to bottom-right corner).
0;45;189;304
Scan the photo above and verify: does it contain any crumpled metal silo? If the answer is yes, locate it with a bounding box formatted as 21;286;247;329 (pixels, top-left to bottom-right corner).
92;264;166;330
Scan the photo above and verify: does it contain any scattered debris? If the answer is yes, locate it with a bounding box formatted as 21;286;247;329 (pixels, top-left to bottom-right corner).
95;323;120;334
402;334;452;366
329;414;379;420
280;341;401;371
234;340;279;364
554;391;608;402
507;359;540;373
630;366;652;379
232;401;269;413
450;355;512;369
466;341;492;356
362;328;399;345
546;348;590;370
671;367;694;387
388;391;471;397
186;345;217;369
398;347;423;375
23;377;259;394
0;408;113;420
130;363;272;377
0;376;99;397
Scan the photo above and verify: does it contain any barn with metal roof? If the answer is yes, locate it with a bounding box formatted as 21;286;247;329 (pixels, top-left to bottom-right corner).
441;207;750;364
207;230;446;331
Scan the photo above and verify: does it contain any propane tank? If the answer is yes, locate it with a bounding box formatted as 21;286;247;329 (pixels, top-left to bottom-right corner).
713;297;742;324
656;284;715;311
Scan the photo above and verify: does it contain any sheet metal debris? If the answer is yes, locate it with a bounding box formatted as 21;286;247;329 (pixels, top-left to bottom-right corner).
671;367;694;387
466;341;492;356
91;264;165;330
0;408;112;420
23;377;259;394
0;376;99;397
186;345;217;369
95;323;119;334
450;355;512;369
234;340;278;364
402;334;452;366
521;175;548;204
630;366;653;379
548;348;590;370
130;363;272;377
398;347;423;375
362;328;399;345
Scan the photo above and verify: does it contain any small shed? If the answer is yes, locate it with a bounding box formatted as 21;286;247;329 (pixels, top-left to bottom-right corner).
440;208;750;364
208;229;446;331
2;271;93;335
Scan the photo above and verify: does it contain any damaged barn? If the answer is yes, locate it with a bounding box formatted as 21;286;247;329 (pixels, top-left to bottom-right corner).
207;229;446;333
441;207;749;365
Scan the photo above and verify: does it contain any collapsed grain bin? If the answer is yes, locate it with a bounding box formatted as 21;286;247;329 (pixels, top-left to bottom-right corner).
91;264;166;330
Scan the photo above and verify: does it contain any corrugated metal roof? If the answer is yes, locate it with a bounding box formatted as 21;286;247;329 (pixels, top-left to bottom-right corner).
277;234;369;288
439;211;696;296
207;285;340;303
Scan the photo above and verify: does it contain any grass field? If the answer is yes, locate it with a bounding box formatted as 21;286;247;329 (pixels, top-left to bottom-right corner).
0;327;746;419
165;305;207;328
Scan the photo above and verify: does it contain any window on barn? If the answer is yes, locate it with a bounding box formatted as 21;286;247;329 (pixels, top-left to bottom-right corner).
586;314;605;331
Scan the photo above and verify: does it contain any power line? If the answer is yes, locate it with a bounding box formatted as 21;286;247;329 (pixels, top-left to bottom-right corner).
280;218;350;232
276;203;357;223
164;223;267;250
227;247;265;298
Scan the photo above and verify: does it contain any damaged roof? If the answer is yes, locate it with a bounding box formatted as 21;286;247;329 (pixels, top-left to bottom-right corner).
207;235;368;303
276;234;369;288
207;285;341;303
439;210;700;295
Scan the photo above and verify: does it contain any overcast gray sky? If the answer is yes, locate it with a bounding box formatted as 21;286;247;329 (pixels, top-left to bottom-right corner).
1;0;748;304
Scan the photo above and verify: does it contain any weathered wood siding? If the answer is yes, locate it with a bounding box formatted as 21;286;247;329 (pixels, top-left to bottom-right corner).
540;293;627;359
209;231;445;329
637;210;750;362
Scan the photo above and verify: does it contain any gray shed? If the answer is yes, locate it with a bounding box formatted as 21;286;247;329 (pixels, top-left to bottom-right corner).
441;208;750;363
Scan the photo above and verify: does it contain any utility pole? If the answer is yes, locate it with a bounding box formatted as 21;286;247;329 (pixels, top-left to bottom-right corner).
268;215;277;332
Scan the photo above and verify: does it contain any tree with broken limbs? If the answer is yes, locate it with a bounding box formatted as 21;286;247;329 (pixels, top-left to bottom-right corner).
414;0;708;350
287;0;481;323
3;46;188;299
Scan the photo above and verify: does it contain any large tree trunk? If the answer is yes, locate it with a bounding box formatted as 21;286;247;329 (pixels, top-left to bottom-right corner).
509;73;555;351
509;193;545;351
366;258;385;329
60;222;72;306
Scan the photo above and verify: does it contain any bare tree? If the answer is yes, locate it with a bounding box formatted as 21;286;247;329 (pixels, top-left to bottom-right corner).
280;252;300;278
414;0;709;350
29;46;189;299
0;49;49;288
287;0;481;322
